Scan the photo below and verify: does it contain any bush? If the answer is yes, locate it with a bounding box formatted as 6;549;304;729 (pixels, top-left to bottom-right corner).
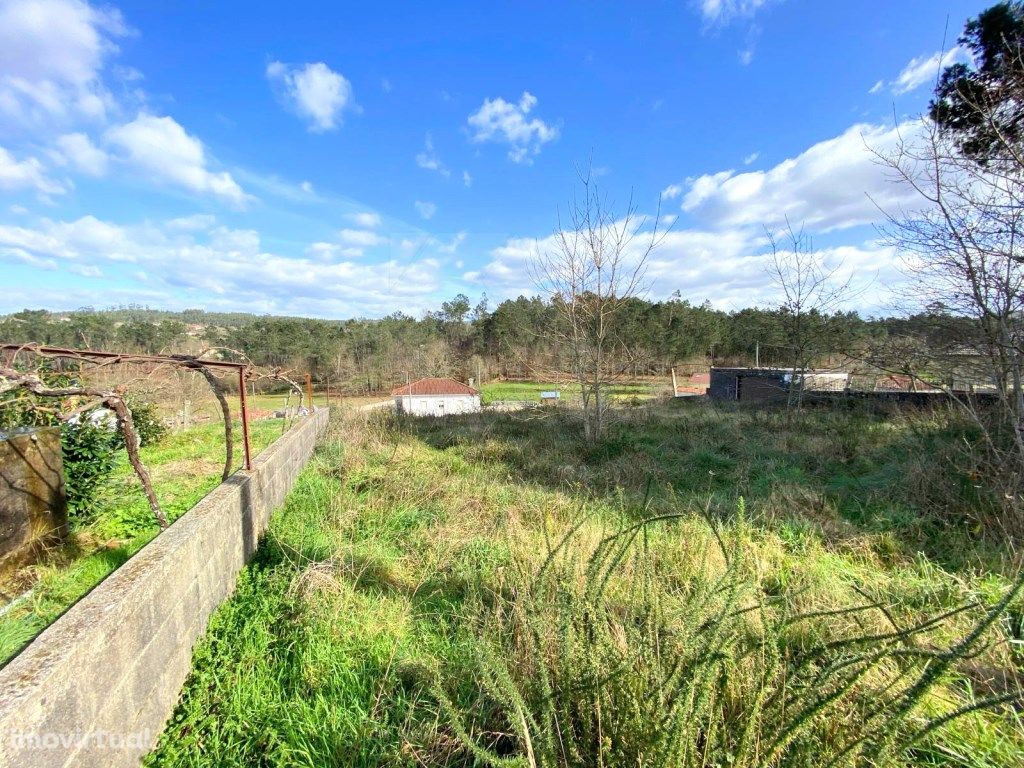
61;417;121;522
128;400;167;447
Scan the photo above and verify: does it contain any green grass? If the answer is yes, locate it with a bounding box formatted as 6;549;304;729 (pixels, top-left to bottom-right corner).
148;403;1024;767
0;418;282;666
480;379;656;405
246;391;332;412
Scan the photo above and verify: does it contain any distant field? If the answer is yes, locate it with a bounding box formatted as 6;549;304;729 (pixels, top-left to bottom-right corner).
0;418;282;666
480;379;659;405
245;391;329;413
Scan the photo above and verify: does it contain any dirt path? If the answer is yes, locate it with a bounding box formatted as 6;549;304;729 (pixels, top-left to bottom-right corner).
357;399;394;412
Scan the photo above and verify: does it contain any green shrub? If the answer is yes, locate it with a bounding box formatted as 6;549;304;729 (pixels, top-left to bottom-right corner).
0;372;126;525
128;400;167;447
61;417;121;523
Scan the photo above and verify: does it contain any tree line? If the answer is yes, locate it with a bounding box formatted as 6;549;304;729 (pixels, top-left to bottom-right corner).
0;301;961;392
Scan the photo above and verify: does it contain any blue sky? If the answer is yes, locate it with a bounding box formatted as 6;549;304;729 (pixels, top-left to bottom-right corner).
0;0;988;318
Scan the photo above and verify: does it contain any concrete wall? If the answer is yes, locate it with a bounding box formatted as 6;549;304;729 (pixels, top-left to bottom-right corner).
0;408;329;767
0;427;67;581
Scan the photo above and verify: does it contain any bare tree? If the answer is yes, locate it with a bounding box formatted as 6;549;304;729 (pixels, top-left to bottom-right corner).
874;94;1024;532
531;168;665;442
765;220;854;408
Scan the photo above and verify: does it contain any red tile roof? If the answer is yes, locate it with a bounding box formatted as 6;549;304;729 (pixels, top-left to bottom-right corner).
391;377;479;396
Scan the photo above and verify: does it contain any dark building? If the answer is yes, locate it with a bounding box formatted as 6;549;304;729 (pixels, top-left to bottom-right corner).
708;367;849;402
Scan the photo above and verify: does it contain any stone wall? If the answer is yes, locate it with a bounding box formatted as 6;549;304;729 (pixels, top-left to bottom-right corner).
0;408;329;767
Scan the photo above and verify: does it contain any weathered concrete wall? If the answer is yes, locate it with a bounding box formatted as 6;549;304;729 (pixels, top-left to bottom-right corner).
0;428;67;582
0;408;329;767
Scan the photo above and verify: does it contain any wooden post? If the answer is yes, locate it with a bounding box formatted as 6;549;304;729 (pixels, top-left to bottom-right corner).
305;372;314;413
671;367;678;397
326;376;331;407
238;368;253;471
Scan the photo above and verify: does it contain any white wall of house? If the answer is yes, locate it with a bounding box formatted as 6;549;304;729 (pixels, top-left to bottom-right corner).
393;394;481;416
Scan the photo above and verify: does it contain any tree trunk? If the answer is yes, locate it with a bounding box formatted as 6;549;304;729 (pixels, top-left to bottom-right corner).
107;396;168;529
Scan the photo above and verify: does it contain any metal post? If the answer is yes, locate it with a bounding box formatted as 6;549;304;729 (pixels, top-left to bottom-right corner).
755;341;760;368
305;372;314;413
238;368;253;471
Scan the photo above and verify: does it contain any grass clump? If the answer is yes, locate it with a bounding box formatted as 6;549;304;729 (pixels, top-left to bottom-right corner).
433;512;1024;767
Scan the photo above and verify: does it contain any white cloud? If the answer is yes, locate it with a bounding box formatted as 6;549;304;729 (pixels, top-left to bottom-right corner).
465;223;894;312
462;170;472;187
462;235;537;294
661;183;683;200
106;114;249;206
381;78;392;93
467;91;558;164
300;180;314;194
266;61;354;132
346;211;381;228
415;133;450;177
4;248;57;269
868;80;884;95
889;47;968;95
306;241;365;260
680;121;921;232
414;200;437;220
165;213;216;231
743;151;759;165
69;262;101;277
0;144;66;196
338;228;385;247
0;0;128;124
53;132;107;175
306;242;339;260
0;214;445;316
0;214;131;261
437;231;467;254
208;226;259;255
700;0;772;24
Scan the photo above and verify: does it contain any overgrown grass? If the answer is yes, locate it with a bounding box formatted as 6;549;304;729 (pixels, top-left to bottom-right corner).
0;418;280;666
149;403;1024;766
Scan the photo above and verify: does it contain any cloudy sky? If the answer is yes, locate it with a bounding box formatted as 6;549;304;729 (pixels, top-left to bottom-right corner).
0;0;985;318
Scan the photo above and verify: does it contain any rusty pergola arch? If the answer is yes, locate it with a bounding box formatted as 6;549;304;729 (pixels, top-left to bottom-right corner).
1;343;309;528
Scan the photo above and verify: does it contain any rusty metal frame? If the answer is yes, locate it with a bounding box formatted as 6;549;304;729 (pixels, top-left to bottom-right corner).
1;344;257;470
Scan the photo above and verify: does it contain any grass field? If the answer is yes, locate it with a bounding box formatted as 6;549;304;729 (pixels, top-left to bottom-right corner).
148;401;1024;767
0;418;282;666
479;380;659;405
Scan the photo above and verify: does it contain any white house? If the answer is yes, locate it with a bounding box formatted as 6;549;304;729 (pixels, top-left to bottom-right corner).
392;377;481;416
